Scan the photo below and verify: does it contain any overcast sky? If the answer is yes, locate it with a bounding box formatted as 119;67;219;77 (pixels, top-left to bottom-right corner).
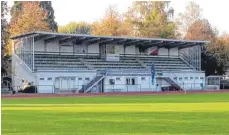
7;0;229;35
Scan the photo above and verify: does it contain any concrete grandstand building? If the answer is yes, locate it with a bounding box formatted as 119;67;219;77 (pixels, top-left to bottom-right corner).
11;31;208;93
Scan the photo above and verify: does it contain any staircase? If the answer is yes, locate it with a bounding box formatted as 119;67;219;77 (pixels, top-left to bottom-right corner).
160;77;183;91
135;58;147;68
79;75;105;93
78;58;94;70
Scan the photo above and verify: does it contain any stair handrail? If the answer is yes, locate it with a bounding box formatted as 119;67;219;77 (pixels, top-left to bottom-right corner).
179;53;196;70
171;72;184;90
1;80;12;91
14;53;33;73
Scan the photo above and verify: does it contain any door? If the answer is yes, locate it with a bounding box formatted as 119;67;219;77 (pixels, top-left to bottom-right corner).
54;78;60;89
61;77;68;90
68;77;75;90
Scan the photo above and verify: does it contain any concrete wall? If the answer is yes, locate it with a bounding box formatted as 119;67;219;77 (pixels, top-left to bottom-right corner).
125;45;135;54
158;48;168;56
34;40;45;51
118;45;124;54
169;47;178;56
60;45;73;54
103;75;156;92
88;44;99;53
46;40;59;52
162;72;205;90
34;39;180;57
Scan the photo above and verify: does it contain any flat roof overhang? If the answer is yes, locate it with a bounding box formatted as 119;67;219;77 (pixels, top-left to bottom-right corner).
11;31;210;49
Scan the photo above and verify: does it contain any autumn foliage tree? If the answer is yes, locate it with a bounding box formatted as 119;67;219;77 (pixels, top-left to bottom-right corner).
185;19;215;41
210;36;229;74
124;1;176;38
6;2;51;56
185;19;229;75
176;1;203;39
58;21;91;34
91;5;132;36
10;1;57;32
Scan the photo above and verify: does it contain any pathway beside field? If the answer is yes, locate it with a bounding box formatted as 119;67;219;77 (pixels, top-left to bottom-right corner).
2;90;229;99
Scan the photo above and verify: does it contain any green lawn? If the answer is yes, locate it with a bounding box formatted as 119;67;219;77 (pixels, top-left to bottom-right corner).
2;93;229;135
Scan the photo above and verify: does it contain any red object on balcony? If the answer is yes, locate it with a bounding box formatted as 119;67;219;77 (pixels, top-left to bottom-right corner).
150;49;158;55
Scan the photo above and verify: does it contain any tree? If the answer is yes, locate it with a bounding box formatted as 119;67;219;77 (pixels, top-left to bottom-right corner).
185;19;228;75
1;1;10;76
124;1;176;38
1;1;9;47
6;2;51;56
210;36;229;74
10;1;57;32
185;19;215;41
91;5;131;36
176;1;203;39
58;21;91;34
40;1;58;32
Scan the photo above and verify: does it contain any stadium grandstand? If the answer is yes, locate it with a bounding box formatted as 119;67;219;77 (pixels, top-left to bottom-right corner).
10;31;208;93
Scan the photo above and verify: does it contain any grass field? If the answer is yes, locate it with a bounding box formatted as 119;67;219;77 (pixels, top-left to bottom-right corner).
2;93;229;135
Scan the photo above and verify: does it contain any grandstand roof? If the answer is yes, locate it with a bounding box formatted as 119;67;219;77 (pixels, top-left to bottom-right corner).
11;31;209;48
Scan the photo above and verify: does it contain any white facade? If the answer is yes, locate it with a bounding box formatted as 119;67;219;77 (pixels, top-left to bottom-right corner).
12;36;206;93
103;75;156;92
36;71;97;93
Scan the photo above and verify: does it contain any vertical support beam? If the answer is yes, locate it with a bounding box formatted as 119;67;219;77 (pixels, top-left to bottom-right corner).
11;40;15;89
199;46;201;71
32;36;35;72
12;40;15;54
73;43;75;55
44;41;47;52
178;48;180;57
124;45;126;56
168;48;170;57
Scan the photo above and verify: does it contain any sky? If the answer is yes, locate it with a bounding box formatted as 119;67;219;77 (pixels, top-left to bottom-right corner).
7;0;229;35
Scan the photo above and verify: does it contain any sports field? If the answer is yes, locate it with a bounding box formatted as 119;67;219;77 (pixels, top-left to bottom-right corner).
2;93;229;135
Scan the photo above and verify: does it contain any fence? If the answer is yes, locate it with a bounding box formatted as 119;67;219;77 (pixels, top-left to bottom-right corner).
4;82;229;94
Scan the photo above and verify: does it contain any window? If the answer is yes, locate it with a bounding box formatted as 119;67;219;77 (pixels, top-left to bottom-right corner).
173;77;177;80
131;78;135;85
179;77;182;80
78;78;82;80
200;77;204;80
109;79;115;85
141;77;146;80
116;77;120;81
190;77;193;80
40;78;45;81
126;78;135;85
126;78;130;85
195;77;199;79
47;77;52;81
70;78;75;80
85;78;90;81
185;77;188;80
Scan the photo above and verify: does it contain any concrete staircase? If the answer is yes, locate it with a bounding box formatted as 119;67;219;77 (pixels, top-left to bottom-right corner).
78;58;94;70
160;76;183;91
79;75;104;93
135;58;148;68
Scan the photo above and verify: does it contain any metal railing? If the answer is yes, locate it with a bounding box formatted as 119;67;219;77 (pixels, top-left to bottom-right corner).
5;82;229;95
32;51;181;58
